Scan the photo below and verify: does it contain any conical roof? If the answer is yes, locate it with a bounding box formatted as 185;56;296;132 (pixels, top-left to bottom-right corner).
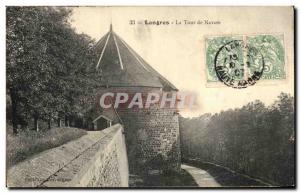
93;25;178;91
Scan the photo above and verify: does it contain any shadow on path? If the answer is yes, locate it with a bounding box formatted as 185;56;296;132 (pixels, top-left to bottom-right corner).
129;169;198;187
183;159;272;187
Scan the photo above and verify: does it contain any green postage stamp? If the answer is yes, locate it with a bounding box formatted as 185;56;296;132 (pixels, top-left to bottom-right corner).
206;34;286;88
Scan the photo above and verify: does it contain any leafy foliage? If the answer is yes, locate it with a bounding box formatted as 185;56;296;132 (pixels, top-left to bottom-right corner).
180;93;294;186
6;7;100;133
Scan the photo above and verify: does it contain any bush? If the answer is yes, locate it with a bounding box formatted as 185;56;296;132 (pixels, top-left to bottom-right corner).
6;126;87;167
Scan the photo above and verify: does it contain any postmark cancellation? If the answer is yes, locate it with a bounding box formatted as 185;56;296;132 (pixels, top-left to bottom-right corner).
205;34;286;88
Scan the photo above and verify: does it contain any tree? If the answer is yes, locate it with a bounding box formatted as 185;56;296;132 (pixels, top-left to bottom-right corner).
7;7;99;133
179;93;294;186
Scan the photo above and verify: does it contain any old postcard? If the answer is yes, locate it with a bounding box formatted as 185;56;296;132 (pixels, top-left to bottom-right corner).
6;6;295;188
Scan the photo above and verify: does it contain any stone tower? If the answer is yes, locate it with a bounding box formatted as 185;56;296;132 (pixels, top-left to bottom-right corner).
93;25;181;174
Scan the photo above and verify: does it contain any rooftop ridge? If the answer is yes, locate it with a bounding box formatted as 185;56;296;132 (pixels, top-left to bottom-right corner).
94;32;109;48
96;32;111;69
112;32;124;70
114;33;150;72
114;33;178;91
93;26;178;90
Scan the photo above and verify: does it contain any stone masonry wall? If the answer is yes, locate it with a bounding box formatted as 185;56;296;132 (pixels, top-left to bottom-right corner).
96;87;181;174
71;124;128;187
119;106;181;173
7;124;128;188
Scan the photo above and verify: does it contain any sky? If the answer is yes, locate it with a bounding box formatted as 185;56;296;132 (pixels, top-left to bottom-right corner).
69;6;294;117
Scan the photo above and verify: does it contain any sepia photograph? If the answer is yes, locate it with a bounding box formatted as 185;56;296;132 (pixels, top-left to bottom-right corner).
5;6;295;188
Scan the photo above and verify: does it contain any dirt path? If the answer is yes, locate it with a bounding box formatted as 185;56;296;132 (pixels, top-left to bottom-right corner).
182;160;272;187
181;164;221;187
